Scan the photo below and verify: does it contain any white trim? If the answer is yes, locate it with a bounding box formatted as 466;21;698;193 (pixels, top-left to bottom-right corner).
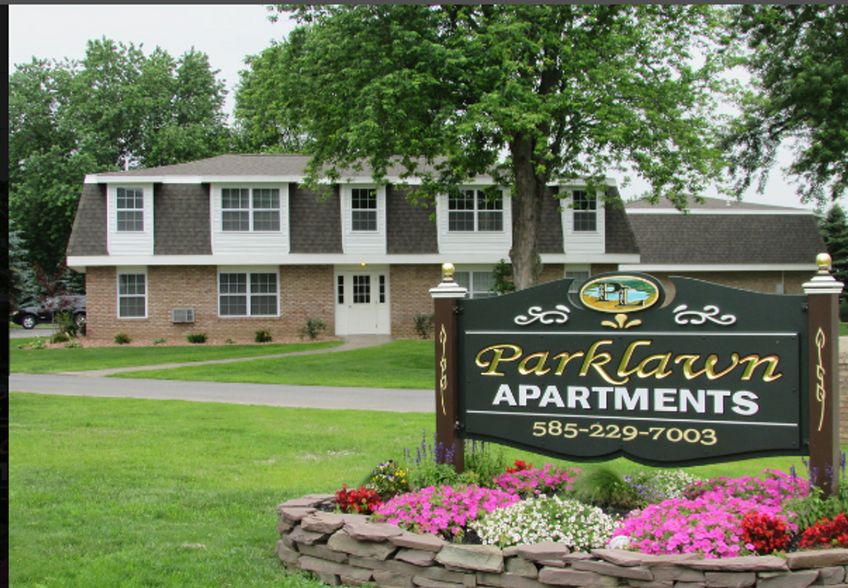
625;208;814;216
618;263;817;272
340;184;387;255
69;252;641;268
216;266;281;318
116;266;148;319
210;183;290;255
107;183;154;256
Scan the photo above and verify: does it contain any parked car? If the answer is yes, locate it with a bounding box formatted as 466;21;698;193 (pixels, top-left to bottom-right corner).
10;295;86;330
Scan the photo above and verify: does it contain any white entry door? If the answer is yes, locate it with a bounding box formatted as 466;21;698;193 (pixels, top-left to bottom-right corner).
334;267;390;335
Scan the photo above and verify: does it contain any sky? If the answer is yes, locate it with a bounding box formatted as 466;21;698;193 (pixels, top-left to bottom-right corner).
9;4;821;211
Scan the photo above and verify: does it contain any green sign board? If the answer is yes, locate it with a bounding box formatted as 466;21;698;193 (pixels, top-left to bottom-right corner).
456;273;809;466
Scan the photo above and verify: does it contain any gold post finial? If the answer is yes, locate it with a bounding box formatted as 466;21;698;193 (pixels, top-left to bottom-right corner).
817;253;833;274
442;263;455;282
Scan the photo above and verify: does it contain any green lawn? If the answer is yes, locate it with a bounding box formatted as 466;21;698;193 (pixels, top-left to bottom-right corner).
10;338;342;374
10;392;813;588
111;339;435;388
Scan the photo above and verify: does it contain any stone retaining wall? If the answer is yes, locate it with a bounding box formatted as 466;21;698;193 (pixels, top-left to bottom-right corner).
276;494;848;588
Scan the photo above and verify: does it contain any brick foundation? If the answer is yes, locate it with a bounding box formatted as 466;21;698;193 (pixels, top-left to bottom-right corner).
277;494;848;588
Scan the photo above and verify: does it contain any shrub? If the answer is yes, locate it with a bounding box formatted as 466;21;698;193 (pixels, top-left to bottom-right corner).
840;298;848;323
574;466;639;509
18;337;47;350
335;484;383;515
254;329;272;343
55;309;81;338
412;313;434;339
493;461;582;498
225;338;235;345
50;332;70;344
153;337;166;345
186;333;208;344
472;495;618;550
114;333;132;345
372;484;520;541
297;317;327;340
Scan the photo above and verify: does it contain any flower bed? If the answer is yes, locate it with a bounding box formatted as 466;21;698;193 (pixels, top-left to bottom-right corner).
276;494;848;588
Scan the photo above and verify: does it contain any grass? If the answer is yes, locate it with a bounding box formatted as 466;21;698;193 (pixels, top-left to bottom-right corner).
10;392;816;587
6;335;828;585
9;339;342;374
111;339;434;388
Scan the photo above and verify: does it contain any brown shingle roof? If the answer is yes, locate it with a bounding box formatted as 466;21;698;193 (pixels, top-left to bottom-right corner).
627;213;824;265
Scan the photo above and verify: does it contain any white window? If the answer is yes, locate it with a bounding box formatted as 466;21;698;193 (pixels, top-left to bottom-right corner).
116;187;144;232
118;272;146;318
449;189;503;232
219;271;278;316
572;190;597;232
351;188;377;232
455;270;497;299
222;188;281;232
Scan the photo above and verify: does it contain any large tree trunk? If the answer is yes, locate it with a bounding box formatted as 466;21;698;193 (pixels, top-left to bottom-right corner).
509;134;547;290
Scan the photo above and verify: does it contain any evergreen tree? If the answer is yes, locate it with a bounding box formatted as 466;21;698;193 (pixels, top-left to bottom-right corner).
820;204;848;287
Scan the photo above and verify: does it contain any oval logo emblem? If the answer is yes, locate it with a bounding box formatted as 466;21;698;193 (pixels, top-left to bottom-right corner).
579;275;660;313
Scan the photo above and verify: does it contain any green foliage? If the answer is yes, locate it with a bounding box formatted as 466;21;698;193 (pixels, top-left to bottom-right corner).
366;460;411;501
54;309;81;338
17;337;47;350
114;333;132;345
490;260;516;295
465;441;507;489
186;333;208;344
723;5;848;203
10;39;231;275
784;460;848;531
254;329;273;343
245;5;734;289
412;313;435;340
297;317;328;340
573;465;640;509
153;337;167;345
49;332;70;344
63;341;82;349
821;204;848;287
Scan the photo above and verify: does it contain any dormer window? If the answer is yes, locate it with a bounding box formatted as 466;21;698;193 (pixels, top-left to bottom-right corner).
222;188;281;232
449;189;503;232
351;188;377;232
573;190;597;232
116;187;144;232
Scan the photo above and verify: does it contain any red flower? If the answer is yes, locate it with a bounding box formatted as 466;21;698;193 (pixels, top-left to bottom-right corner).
335;484;383;515
799;513;848;550
741;511;789;554
505;459;533;474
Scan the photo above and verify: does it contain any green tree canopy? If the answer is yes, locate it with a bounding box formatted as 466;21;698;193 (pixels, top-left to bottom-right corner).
9;38;231;276
820;204;848;287
723;5;848;204
241;5;735;289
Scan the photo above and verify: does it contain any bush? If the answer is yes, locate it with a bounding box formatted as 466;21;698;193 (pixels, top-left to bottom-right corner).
412;313;434;339
472;495;617;550
50;332;70;344
153;337;166;345
254;329;272;343
186;333;208;344
55;309;81;338
297;317;328;340
840;298;848;323
114;333;132;345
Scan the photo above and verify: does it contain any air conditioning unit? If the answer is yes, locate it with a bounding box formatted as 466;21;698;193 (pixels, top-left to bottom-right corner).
171;308;195;324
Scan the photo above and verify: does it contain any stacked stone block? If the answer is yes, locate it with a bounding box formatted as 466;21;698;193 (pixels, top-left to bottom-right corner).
277;495;848;588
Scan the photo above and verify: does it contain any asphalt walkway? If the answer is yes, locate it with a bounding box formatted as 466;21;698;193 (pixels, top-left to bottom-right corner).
9;335;435;413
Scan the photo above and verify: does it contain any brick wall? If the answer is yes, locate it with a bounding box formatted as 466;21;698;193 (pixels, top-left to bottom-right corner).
649;271;812;300
390;265;443;339
84;265;335;344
